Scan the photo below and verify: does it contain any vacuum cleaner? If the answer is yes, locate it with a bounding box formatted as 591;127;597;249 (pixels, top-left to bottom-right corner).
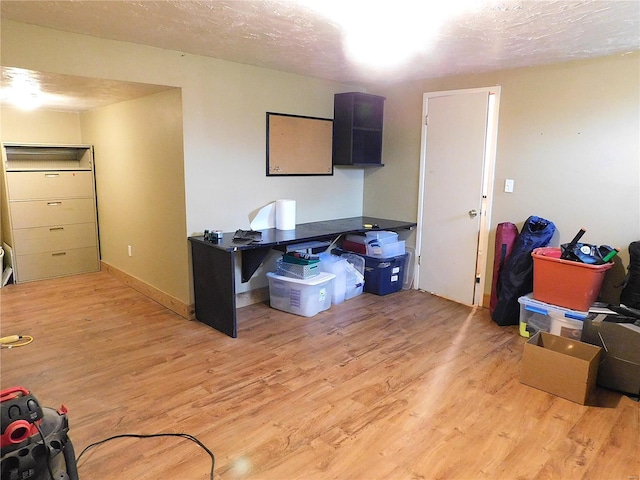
1;386;79;480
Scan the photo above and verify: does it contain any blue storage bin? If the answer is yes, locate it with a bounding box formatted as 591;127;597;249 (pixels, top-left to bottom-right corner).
363;253;407;296
332;247;407;296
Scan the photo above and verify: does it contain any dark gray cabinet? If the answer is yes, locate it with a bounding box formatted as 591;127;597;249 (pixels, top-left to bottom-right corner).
332;92;385;166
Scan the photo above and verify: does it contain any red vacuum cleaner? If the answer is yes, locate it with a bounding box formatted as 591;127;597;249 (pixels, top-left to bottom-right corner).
1;386;79;480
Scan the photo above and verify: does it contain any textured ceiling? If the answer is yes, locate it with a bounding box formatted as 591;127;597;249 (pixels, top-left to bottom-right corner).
1;67;174;112
1;0;639;111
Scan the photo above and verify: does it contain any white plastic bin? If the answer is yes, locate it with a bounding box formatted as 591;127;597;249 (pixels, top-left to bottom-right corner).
267;271;335;317
402;246;415;290
341;253;365;300
364;231;403;258
364;231;398;244
366;240;405;258
549;313;584;340
319;253;348;304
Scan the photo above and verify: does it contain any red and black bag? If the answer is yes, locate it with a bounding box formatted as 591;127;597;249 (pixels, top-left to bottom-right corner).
492;216;556;326
490;222;519;315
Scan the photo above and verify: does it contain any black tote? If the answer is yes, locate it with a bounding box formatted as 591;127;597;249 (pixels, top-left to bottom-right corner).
492;216;556;326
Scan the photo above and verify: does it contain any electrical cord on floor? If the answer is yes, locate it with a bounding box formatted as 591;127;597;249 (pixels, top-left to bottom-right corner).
76;433;215;480
0;334;34;348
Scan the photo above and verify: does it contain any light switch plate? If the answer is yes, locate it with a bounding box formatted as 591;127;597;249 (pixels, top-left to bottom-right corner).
505;179;514;193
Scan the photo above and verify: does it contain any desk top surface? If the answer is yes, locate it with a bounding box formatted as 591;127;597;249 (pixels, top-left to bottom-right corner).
188;216;416;251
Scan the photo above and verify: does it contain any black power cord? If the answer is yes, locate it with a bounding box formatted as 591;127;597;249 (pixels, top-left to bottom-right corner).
34;422;58;480
76;433;215;479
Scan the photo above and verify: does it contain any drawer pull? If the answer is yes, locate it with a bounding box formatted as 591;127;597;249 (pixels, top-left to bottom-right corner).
49;227;65;231
52;252;67;257
45;173;60;178
47;202;62;206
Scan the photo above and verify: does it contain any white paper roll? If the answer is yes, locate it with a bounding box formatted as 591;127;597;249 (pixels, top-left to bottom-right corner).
275;199;296;230
250;202;276;230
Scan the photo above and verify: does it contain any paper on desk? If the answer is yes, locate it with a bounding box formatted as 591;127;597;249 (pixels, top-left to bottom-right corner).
250;202;276;230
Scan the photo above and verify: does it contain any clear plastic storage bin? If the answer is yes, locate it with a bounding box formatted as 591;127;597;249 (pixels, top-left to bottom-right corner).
341;253;365;300
518;293;592;338
267;271;335;317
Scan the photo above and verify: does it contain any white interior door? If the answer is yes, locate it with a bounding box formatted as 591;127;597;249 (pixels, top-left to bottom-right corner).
417;89;497;305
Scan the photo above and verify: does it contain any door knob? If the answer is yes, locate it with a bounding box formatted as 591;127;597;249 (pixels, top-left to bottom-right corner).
468;209;478;218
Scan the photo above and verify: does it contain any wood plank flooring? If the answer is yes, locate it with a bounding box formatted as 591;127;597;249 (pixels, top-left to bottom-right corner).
1;271;638;480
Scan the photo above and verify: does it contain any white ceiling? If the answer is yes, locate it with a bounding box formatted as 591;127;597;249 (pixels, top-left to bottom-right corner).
1;0;639;111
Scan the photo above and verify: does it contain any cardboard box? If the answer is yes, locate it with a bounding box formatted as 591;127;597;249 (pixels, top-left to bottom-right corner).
581;314;640;396
520;331;601;405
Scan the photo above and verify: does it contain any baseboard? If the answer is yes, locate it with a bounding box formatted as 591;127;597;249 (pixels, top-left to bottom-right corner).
101;261;194;320
482;293;491;309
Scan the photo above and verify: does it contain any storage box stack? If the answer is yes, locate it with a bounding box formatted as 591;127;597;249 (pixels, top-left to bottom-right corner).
340;231;407;296
514;247;613;339
342;235;367;254
267;252;335;317
275;252;320;280
365;231;405;258
519;245;636;401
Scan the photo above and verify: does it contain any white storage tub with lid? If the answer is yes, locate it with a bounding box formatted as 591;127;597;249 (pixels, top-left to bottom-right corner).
267;271;335;317
517;293;591;338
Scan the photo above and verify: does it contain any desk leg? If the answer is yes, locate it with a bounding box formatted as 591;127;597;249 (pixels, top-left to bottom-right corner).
191;241;237;338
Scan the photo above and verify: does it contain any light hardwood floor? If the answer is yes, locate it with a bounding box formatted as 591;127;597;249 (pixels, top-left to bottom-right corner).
1;271;638;480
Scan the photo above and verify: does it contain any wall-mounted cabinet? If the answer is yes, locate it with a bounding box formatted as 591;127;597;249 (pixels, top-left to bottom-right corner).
2;143;100;283
332;92;385;167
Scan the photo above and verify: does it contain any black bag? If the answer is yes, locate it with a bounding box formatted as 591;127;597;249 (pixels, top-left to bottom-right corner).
559;228;616;265
491;216;556;326
620;241;640;309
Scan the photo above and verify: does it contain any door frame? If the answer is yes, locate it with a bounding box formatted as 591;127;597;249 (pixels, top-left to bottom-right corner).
415;86;501;306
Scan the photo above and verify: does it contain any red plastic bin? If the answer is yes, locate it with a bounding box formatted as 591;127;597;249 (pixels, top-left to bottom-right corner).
531;247;612;311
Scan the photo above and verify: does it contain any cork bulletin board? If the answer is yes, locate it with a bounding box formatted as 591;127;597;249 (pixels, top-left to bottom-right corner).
266;112;333;176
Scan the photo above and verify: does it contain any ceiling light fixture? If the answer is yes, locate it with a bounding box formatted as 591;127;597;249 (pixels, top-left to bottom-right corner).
1;70;44;110
299;0;482;69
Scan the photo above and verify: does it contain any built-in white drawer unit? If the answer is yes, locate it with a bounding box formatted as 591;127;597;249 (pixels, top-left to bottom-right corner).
2;143;100;283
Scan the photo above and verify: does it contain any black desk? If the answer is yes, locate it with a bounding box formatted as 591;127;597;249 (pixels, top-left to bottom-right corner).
188;216;416;337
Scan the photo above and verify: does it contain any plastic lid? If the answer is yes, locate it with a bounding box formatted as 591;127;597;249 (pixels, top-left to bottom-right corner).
518;293;590;318
267;271;336;285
